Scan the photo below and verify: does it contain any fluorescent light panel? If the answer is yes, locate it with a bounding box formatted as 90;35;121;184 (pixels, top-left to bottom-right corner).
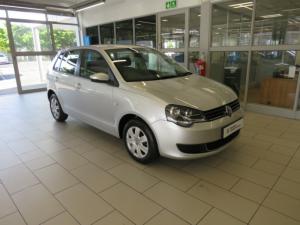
229;2;253;10
261;14;282;18
76;1;104;12
229;2;253;8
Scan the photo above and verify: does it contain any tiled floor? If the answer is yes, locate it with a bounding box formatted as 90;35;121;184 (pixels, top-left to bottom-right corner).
0;92;300;225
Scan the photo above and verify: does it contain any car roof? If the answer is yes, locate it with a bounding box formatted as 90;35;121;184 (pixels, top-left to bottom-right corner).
61;45;145;53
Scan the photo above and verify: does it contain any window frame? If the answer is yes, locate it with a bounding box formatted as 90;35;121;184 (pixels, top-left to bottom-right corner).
58;50;81;76
53;52;64;72
78;49;119;86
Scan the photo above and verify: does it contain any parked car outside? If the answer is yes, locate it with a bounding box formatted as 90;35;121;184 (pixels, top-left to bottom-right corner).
0;53;9;64
47;45;243;163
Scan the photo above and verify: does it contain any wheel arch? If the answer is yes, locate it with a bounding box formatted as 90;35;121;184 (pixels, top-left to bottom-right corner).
118;114;156;140
47;89;56;100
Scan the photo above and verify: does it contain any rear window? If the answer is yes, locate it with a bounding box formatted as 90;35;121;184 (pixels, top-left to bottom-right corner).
59;51;80;75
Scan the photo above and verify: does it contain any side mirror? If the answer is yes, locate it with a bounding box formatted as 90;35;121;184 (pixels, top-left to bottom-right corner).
90;73;110;83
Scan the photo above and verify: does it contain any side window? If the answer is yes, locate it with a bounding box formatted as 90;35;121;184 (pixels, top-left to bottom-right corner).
53;53;63;71
80;50;112;79
59;50;80;75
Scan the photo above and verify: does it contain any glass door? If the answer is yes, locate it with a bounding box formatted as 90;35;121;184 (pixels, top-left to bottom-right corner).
158;9;187;66
0;20;17;94
10;21;54;91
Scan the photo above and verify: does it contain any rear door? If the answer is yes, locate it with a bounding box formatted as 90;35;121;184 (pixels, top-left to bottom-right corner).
55;50;80;114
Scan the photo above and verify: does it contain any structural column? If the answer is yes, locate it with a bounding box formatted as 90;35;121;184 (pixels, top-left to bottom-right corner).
199;0;211;77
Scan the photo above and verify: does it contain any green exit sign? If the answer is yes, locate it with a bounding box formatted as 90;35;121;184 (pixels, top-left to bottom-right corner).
166;0;177;9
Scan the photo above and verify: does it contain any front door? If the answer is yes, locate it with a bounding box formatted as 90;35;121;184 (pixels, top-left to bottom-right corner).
73;49;115;134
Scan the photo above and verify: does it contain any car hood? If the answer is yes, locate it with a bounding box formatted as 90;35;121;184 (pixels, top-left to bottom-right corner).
126;74;237;111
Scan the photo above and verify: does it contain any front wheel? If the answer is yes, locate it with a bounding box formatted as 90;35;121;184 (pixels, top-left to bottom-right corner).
123;119;159;164
49;94;68;122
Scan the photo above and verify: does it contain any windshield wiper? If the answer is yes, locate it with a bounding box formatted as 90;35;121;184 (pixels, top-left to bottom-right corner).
158;75;177;80
158;72;193;80
178;72;193;76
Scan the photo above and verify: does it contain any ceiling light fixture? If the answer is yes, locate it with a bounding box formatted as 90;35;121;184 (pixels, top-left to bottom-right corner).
137;21;156;25
229;2;253;8
261;14;282;18
229;2;253;10
76;1;104;12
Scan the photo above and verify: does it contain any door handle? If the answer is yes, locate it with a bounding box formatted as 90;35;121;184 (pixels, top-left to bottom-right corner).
75;83;81;89
55;76;59;82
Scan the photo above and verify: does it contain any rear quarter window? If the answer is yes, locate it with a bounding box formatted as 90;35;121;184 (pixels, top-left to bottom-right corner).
53;53;63;71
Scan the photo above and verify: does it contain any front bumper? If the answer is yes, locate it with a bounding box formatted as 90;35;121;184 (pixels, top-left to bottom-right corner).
151;109;243;159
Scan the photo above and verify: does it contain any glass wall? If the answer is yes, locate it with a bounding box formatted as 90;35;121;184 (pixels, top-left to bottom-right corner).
17;55;52;90
211;0;253;46
248;51;299;109
189;7;201;48
254;0;300;46
188;52;199;73
116;19;133;44
161;13;185;49
210;51;248;101
11;22;52;52
89;15;157;47
135;15;156;48
53;24;80;49
86;26;99;45
100;23;114;44
165;52;184;63
209;0;300;117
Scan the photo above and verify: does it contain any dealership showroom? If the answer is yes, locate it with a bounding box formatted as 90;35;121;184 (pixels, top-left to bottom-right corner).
1;0;300;224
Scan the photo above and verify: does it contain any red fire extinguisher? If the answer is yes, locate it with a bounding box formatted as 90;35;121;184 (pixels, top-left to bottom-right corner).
195;59;206;76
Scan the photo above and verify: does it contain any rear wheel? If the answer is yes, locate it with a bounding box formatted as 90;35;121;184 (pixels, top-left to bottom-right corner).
123;119;159;164
49;94;68;122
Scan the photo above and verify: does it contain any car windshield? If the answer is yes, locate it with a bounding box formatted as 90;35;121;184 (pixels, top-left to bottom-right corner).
105;48;192;82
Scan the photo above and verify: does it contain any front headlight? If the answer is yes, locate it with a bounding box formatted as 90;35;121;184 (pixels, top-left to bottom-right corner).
165;104;206;127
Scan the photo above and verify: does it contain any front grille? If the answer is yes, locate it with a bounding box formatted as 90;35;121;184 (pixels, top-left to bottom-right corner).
177;130;240;154
203;99;240;121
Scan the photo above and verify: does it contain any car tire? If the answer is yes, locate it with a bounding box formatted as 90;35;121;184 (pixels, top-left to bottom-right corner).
49;94;68;122
123;119;159;164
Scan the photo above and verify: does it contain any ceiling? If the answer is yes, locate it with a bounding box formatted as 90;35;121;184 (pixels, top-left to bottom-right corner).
0;0;102;10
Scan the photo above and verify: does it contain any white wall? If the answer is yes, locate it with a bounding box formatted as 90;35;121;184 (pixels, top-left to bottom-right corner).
79;0;207;27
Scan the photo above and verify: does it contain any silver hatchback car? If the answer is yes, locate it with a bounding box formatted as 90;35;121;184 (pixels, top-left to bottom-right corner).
47;45;243;163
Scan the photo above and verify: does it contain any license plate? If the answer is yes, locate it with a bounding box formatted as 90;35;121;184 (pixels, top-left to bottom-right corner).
222;119;244;138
